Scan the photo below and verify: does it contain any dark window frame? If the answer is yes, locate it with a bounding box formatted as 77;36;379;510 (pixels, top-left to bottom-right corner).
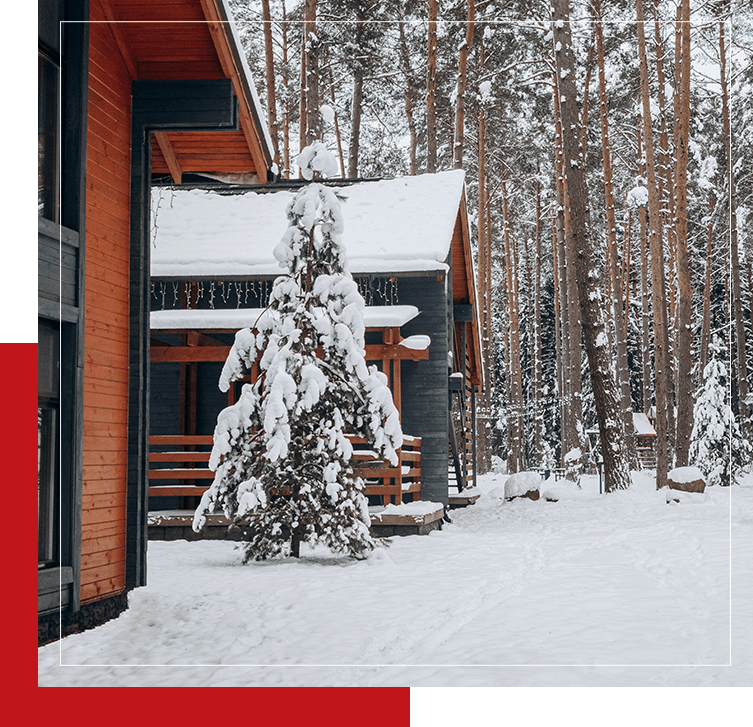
38;320;60;568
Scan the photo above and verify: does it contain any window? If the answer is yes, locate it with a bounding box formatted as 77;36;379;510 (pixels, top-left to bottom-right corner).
38;321;60;567
38;49;59;222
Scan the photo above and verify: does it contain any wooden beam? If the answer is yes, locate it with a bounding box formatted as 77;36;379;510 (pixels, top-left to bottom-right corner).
151;343;429;363
96;0;138;79
152;345;231;362
365;344;429;361
154;132;182;184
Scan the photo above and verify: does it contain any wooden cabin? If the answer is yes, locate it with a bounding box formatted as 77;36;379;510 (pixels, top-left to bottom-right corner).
585;412;657;470
146;172;482;532
37;0;273;644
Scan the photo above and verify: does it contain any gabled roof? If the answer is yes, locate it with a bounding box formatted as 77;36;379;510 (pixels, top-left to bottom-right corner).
99;0;273;181
150;170;466;278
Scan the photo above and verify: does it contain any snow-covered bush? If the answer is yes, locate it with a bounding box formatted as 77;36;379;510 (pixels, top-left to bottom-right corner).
689;337;752;487
193;144;402;560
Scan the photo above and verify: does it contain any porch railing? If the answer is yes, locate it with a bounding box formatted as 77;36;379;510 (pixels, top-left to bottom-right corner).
148;434;421;508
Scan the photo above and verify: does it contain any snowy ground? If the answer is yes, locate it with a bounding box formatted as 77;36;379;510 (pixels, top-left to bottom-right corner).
39;469;753;687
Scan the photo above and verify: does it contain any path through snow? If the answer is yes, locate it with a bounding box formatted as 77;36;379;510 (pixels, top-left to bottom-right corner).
39;470;753;686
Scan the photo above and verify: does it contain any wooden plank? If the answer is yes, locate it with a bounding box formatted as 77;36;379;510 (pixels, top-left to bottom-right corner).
365;344;430;361
154;132;183;183
80;577;126;604
149;468;215;480
150;435;213;445
81;519;126;540
82;504;127;526
151;345;231;362
96;0;138;79
149;451;211;462
371;505;444;527
149;485;210;498
80;549;126;572
79;533;126;557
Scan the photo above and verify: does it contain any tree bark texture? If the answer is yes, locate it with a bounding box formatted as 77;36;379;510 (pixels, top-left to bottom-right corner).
454;0;475;169
426;0;438;173
595;0;634;462
720;15;750;436
637;0;671;489
261;0;280;170
553;57;585;466
674;0;694;466
399;21;418;176
304;0;321;145
552;0;630;492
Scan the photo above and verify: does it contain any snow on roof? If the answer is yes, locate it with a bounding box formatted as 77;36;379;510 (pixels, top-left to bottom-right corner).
218;0;274;166
150;305;421;331
633;412;657;437
150;171;466;278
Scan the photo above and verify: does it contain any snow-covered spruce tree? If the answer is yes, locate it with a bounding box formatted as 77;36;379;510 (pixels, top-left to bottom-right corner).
688;337;752;487
193;142;402;560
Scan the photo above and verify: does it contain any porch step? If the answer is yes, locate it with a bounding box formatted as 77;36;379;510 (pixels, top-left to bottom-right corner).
448;486;481;509
148;503;444;542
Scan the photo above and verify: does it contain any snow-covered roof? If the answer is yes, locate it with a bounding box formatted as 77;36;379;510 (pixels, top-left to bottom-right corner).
586;413;657;438
218;0;274;166
150;171;466;279
633;412;656;437
150;305;421;331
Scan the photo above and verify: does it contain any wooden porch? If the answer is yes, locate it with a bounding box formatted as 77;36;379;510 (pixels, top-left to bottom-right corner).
148;432;423;507
147;432;439;540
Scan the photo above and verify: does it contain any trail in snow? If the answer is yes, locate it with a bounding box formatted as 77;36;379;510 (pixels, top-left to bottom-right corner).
38;470;753;686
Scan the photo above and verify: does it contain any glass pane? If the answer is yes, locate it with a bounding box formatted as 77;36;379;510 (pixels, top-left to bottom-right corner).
38;406;57;565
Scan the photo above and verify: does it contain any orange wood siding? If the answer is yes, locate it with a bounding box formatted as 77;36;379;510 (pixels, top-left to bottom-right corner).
451;214;469;305
151;131;258;175
81;10;131;605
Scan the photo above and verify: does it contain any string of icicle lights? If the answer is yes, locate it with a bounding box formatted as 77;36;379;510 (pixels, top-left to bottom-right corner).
150;277;400;309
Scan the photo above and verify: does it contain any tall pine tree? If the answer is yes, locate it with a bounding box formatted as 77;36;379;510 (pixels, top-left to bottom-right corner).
689;337;751;487
193;144;402;560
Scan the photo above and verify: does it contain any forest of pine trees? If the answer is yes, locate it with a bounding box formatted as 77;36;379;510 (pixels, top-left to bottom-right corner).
229;0;753;486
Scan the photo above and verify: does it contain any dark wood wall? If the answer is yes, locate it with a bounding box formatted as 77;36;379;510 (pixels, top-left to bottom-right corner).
149;272;452;506
397;274;450;506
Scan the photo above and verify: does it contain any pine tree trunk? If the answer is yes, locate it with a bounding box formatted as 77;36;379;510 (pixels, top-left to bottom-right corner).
398;22;418;176
552;0;630;492
553;62;577;465
555;74;585;466
595;0;634;462
328;67;345;177
426;0;438;173
503;181;524;472
454;0;475;169
348;68;363;178
655;0;677;421
533;171;543;462
700;194;715;374
304;0;320;145
299;21;307;165
637;0;671;489
476;58;492;474
674;0;694;467
636;123;652;414
555;153;572;462
720;14;750;436
551;215;564;459
281;0;291;178
622;202;632;343
261;0;280;171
